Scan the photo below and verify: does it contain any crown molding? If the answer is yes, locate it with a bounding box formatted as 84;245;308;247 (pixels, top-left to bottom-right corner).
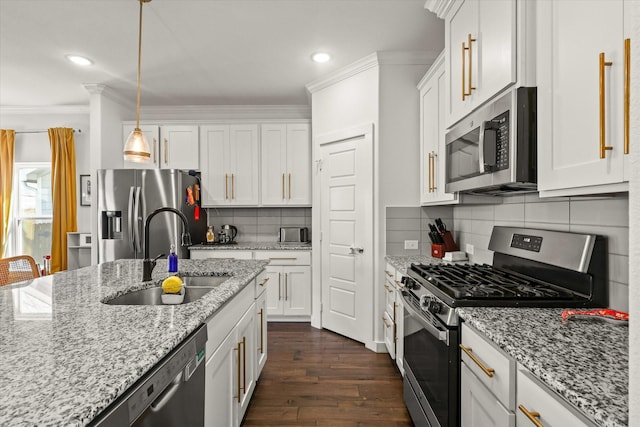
83;84;136;109
306;51;438;94
0;105;89;115
136;104;311;122
424;0;457;19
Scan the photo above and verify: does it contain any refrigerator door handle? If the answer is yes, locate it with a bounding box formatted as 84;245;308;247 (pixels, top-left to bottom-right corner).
134;186;142;254
128;186;136;253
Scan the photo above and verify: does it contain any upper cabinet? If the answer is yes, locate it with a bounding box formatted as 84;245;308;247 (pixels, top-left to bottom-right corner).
261;123;311;206
122;124;199;170
443;0;534;128
200;124;259;206
418;53;458;206
537;0;631;197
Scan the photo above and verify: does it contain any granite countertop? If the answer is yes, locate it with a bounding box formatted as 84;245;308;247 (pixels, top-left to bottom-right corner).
385;255;440;275
190;242;312;251
458;307;628;427
0;258;268;427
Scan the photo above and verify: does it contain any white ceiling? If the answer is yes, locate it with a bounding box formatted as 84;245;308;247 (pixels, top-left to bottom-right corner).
0;0;444;108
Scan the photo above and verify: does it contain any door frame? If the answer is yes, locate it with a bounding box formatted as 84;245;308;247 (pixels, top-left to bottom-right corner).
311;123;375;350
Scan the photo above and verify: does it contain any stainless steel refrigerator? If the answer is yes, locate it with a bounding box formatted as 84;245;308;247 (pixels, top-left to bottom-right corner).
97;169;207;262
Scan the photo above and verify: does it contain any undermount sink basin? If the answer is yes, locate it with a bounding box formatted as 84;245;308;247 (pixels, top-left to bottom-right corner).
104;275;229;306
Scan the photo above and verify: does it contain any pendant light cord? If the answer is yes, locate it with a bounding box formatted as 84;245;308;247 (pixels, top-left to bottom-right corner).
135;0;145;129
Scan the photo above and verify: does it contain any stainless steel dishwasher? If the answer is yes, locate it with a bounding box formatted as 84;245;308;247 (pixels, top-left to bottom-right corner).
90;324;207;427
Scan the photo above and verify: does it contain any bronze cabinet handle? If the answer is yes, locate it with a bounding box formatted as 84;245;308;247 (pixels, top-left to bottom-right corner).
163;138;168;164
624;38;631;155
460;344;495;378
258;308;264;353
599;52;614;158
518;404;543;427
225;174;228;200
288;173;292;199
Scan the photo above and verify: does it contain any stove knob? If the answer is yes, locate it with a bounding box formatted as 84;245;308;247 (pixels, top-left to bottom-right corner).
427;300;444;315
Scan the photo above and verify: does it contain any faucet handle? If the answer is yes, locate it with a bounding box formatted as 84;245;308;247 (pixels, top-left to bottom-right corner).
181;232;192;246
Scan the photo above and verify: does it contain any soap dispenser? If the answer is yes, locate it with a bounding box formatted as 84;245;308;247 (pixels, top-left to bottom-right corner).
168;244;178;273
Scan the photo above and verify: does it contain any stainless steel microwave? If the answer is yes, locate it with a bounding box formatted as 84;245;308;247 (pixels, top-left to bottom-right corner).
445;87;537;195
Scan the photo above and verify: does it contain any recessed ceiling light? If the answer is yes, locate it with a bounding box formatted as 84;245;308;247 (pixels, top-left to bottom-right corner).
312;52;331;63
66;55;93;66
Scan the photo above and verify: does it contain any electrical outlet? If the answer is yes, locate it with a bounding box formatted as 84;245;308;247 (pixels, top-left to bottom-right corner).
466;243;475;255
404;240;419;250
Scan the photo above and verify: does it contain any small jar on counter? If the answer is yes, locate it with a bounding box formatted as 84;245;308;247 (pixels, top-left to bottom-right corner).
206;226;215;243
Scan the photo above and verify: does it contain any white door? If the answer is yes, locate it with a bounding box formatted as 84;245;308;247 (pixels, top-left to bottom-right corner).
199;125;229;206
264;266;283;315
319;125;373;345
286;123;311;205
160;125;199;170
229;124;259;205
283;266;311;316
260;124;287;205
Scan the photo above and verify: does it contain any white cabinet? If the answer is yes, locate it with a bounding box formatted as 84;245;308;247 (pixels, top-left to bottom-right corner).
160;125;199;170
536;0;631;197
261;123;311;206
122;125;199;170
255;251;311;320
255;279;268;377
461;363;515;427
189;250;253;260
418;53;458;206
204;277;261;427
460;323;516;426
516;366;597;427
382;263;405;375
200;124;259;206
445;0;517;126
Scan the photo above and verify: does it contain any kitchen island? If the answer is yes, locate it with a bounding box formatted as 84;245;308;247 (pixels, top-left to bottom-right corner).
458;307;628;427
0;258;268;426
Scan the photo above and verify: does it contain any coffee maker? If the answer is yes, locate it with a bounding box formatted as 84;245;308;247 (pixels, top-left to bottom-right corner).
218;224;238;244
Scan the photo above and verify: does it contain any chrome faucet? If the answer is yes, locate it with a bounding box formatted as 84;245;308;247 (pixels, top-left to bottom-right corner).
142;207;192;281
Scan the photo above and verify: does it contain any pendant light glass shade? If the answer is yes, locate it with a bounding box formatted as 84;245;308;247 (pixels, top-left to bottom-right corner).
124;128;151;162
123;0;152;162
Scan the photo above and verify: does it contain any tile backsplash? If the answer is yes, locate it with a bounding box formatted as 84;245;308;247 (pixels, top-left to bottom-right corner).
206;207;311;242
385;193;629;311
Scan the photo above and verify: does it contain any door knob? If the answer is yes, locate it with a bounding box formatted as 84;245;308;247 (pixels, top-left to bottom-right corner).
349;247;364;254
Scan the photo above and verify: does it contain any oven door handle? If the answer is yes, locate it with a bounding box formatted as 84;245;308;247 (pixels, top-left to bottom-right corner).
402;292;449;345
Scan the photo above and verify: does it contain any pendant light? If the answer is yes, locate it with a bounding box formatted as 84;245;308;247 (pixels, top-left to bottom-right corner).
123;0;152;162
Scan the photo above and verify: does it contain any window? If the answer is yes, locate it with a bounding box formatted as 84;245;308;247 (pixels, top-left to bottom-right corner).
9;163;53;263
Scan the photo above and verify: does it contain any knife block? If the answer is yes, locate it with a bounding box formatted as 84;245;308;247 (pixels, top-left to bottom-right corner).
440;231;459;252
431;244;445;259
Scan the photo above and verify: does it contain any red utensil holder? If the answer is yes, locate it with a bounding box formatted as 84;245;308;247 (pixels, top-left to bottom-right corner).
431;244;445;258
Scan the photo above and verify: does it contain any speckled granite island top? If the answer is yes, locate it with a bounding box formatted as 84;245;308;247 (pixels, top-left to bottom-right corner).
190;242;312;251
458;307;628;427
0;258;268;427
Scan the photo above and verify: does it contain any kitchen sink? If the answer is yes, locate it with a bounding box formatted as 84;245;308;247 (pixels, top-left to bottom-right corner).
104;275;229;305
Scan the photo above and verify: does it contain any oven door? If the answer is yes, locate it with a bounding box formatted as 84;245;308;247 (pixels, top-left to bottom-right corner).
402;291;459;427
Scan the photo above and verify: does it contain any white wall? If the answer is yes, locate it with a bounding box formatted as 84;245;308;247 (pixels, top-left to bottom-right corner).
0;109;91;232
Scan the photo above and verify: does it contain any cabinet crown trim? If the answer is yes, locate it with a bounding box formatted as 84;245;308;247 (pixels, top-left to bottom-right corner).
424;0;457;19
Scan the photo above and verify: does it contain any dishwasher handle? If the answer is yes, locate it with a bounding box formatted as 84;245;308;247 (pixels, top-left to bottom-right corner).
150;370;184;413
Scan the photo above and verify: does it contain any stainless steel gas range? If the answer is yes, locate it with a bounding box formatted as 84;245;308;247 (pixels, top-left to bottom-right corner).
401;226;608;427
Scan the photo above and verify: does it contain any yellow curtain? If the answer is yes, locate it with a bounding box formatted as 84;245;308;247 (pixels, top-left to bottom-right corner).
49;128;78;272
0;129;15;258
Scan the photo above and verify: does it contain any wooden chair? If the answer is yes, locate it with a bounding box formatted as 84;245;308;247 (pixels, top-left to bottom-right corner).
0;255;40;286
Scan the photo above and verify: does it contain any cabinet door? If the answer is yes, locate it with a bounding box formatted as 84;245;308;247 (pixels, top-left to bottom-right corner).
461;364;515;427
160;125;199;170
285;124;311;205
283;265;311;316
447;0;479;124
265;266;284;315
420;56;457;205
123;124;160;169
255;290;268;377
204;330;238;427
395;293;404;375
382;310;396;360
229;124;259;205
200;125;230;206
537;0;625;193
261;124;287;205
237;303;256;421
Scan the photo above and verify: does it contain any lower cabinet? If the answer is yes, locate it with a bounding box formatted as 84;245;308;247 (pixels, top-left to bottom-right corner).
255;271;268;377
461;323;598;427
383;263;404;375
204;275;261;427
461;363;515;427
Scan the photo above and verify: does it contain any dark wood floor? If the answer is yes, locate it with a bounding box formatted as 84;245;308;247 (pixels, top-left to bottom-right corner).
242;322;413;426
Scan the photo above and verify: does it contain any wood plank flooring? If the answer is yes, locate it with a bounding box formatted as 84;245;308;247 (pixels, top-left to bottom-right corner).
242;322;413;426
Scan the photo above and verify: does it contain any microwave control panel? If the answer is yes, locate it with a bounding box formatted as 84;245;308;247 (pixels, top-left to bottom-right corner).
485;111;509;171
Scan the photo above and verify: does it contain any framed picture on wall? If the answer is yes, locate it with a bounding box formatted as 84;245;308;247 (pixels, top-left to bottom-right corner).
80;175;91;206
